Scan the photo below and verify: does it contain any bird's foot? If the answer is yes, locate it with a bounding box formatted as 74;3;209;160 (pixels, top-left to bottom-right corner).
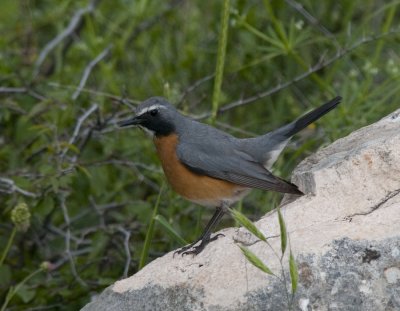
174;233;224;257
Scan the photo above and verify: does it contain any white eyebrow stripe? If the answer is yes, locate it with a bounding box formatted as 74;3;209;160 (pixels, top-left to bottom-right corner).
136;104;167;116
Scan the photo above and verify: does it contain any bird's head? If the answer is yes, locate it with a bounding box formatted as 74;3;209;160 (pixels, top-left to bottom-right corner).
118;97;179;136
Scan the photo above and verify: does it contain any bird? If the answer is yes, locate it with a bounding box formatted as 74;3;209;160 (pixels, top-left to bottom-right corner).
118;96;342;256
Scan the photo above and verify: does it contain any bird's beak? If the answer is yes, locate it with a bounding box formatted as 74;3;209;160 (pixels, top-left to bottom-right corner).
118;116;142;127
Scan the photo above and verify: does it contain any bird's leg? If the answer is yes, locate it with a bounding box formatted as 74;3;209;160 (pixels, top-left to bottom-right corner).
174;203;228;256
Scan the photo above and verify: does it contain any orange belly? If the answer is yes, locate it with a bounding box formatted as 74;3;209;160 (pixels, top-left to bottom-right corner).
153;134;249;207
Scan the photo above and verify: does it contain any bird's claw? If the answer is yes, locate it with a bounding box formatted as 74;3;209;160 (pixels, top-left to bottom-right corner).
173;233;225;257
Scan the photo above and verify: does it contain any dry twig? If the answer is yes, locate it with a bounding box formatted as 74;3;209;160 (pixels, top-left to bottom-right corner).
0;177;37;198
59;194;87;287
118;227;132;278
217;30;400;114
72;45;113;100
61;104;99;159
33;0;100;77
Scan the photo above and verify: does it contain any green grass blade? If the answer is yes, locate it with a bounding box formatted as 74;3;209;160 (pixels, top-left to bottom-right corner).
154;214;187;246
0;228;16;267
277;207;287;257
239;245;274;275
0;268;43;311
139;183;164;269
210;0;230;122
289;251;298;294
234;199;244;227
231;209;266;242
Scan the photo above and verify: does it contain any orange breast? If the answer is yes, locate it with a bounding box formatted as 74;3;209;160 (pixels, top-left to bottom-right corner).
153;134;249;207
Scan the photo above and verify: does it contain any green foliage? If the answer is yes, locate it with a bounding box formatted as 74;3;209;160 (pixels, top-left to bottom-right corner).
1;0;400;309
1;268;43;311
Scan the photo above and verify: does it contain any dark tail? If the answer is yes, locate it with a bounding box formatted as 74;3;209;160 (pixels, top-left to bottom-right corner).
284;96;342;138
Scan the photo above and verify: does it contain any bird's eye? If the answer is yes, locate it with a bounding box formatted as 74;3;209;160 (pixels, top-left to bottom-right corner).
149;109;158;116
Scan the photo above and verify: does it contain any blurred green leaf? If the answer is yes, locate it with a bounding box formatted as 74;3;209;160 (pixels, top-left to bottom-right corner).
88;231;109;261
76;164;92;179
35;196;54;215
98;278;115;286
59;142;80;154
0;0;18;27
0;265;12;287
27;101;51;119
16;284;36;303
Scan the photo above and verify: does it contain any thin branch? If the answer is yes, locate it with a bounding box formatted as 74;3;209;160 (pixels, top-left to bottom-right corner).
47;224;89;245
61;104;98;158
33;0;100;77
216;120;257;137
285;0;336;39
217;30;400;114
127;0;185;45
59;194;87;287
52;248;92;271
27;89;48;101
0;86;47;101
118;227;132;278
89;196;106;227
178;74;214;105
285;0;362;77
72;45;113;100
68;201;126;225
0;177;37;198
47;82;139;105
0;87;27;93
0;86;47;100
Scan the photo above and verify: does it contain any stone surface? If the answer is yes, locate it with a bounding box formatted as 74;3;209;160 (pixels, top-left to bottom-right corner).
82;110;400;311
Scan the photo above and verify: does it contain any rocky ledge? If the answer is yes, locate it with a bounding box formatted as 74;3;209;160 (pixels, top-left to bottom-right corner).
82;110;400;311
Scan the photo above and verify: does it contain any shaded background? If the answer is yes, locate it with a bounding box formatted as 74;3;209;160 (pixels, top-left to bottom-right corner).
1;0;399;309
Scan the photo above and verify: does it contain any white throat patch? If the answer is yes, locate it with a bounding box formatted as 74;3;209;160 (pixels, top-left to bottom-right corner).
138;125;155;137
136;104;167;117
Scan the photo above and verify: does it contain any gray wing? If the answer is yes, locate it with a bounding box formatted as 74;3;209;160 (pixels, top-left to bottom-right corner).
176;139;302;195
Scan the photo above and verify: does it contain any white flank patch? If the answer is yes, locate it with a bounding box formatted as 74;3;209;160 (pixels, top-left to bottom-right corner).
263;138;290;169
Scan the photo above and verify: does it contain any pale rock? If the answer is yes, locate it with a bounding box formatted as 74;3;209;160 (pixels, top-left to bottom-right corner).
82;110;400;311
